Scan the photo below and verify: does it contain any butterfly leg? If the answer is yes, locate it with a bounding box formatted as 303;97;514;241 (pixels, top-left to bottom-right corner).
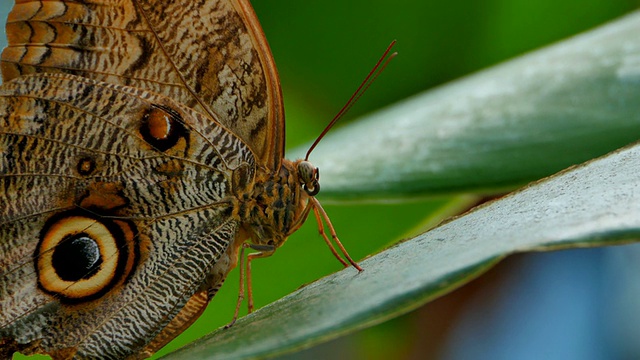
245;244;276;313
227;243;275;328
309;197;363;271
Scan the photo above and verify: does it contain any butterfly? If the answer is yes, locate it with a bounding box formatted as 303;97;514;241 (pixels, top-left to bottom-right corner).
0;0;363;358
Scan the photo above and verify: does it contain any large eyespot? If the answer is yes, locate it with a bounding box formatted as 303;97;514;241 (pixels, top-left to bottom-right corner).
297;160;320;196
36;212;138;302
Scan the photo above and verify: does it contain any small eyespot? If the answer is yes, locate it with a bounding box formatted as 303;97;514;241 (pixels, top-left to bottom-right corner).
139;104;188;152
77;157;96;176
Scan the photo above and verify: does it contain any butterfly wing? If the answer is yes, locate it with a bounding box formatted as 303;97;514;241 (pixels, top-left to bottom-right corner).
1;0;284;170
0;73;255;358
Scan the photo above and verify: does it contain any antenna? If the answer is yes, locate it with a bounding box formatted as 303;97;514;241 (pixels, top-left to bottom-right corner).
304;40;398;161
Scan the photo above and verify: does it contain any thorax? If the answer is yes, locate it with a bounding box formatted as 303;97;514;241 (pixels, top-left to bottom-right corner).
235;159;310;247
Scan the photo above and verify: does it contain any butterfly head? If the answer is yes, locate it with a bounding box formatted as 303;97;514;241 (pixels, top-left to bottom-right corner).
297;160;320;197
271;159;320;244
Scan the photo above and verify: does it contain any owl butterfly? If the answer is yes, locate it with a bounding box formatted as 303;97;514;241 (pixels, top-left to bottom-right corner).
0;0;372;359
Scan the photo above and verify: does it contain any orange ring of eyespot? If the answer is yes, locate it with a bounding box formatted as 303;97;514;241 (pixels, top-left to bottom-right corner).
36;214;136;301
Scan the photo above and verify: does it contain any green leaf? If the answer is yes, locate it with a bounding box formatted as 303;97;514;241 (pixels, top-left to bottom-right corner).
161;11;640;359
164;140;640;359
287;11;640;200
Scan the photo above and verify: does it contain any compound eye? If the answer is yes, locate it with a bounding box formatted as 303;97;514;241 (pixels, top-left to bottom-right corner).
297;161;315;183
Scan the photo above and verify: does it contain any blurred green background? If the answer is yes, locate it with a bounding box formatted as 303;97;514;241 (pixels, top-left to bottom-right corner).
162;1;640;358
4;0;639;359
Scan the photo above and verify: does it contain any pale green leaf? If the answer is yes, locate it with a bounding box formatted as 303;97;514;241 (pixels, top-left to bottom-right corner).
164;140;640;359
288;11;640;200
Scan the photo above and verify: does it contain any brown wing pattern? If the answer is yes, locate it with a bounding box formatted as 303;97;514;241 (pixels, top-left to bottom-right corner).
1;0;284;169
0;73;256;358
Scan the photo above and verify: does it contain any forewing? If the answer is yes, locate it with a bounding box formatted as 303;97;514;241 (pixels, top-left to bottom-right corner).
1;0;284;169
0;73;255;358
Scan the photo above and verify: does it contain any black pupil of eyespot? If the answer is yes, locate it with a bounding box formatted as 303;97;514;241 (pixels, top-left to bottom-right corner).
52;234;102;281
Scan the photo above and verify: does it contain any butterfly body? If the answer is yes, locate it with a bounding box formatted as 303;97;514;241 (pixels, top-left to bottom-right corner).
0;0;353;357
0;69;319;358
